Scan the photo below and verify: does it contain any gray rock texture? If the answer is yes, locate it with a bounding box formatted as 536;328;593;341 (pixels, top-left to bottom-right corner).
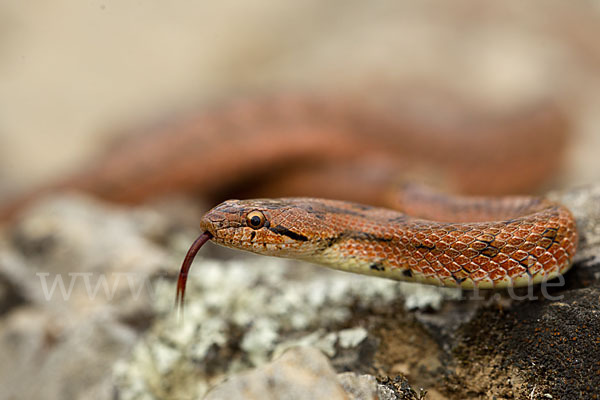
0;195;174;400
451;287;600;399
204;347;354;400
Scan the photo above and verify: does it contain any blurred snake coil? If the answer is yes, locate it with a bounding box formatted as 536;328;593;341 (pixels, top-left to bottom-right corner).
0;93;578;300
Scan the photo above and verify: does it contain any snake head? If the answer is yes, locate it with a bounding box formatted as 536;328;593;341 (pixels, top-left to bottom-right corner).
178;197;338;311
200;198;336;257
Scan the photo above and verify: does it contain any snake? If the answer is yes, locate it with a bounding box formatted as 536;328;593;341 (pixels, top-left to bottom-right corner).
176;191;578;308
0;92;568;220
0;89;577;302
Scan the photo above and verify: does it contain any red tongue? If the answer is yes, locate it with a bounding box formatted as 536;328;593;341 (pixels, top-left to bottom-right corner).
176;231;213;315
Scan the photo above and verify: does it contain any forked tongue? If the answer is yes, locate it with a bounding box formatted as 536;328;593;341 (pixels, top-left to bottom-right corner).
176;231;213;317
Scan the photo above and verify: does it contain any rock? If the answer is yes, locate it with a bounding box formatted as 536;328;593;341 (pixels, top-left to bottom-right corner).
376;376;424;400
553;185;600;288
206;348;424;400
451;287;600;399
0;194;178;400
113;184;600;400
205;347;350;400
555;184;600;265
0;306;138;400
113;255;430;399
2;182;600;400
337;372;379;400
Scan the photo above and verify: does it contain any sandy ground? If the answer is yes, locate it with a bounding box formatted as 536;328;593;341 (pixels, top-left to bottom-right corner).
1;0;600;196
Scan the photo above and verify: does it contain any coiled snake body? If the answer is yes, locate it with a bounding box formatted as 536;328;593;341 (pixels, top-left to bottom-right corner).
177;192;578;306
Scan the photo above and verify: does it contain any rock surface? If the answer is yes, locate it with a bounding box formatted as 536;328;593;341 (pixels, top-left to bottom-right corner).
451;287;600;399
1;183;597;399
204;347;356;400
111;231;455;399
0;195;175;400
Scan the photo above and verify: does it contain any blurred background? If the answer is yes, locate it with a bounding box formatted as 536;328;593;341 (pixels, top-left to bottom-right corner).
1;0;600;200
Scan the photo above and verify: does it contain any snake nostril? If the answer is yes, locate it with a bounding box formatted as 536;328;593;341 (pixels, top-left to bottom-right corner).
200;214;222;234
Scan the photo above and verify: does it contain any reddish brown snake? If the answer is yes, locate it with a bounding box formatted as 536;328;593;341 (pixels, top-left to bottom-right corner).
0;92;569;218
176;193;577;308
0;92;577;307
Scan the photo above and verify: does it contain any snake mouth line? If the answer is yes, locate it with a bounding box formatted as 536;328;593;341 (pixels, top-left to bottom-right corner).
224;239;300;246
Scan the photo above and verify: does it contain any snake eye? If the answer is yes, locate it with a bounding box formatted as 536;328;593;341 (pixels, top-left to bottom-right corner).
246;210;266;229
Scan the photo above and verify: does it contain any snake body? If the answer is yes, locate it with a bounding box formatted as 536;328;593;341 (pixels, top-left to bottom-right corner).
177;194;577;304
0;93;568;220
0;90;577;294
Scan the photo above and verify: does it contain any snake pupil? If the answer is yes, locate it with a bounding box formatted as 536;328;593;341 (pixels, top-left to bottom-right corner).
250;216;261;226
